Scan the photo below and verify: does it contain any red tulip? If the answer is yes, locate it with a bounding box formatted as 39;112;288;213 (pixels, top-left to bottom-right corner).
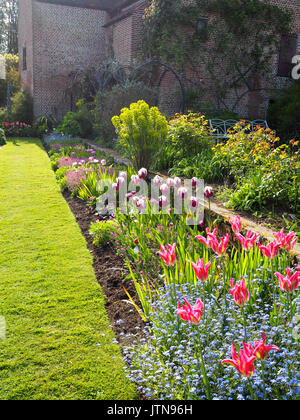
253;332;280;360
221;343;256;377
177;297;203;324
157;243;177;266
204;186;213;199
275;267;299;293
230;278;250;307
191;258;211;281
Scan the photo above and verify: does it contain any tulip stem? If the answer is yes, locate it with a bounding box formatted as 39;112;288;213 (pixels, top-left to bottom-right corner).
247;377;255;400
198;342;211;400
261;361;267;400
242;305;247;341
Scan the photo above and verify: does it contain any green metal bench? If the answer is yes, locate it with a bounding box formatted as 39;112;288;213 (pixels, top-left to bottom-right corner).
209;119;270;142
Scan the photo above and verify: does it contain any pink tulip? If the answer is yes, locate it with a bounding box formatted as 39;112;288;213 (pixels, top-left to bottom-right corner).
192;177;198;188
273;228;297;251
157;243;177;266
160;183;169;195
189;196;198;208
222;343;256;378
177;297;204;324
204;186;213;199
230;278;250;307
177;187;188;199
274;267;299;293
258;241;280;259
131;175;140;185
101;159;106;166
228;215;242;233
166;178;174;188
138;168;148;179
211;234;230;256
173;177;182;188
153;175;163;187
191;259;211;281
135;197;147;211
252;332;280;360
158;195;168;208
195;227;218;248
236;230;259;251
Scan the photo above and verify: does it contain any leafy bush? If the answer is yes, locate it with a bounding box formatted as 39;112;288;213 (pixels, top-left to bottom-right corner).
0;127;6;145
155;112;212;171
267;83;300;143
112;100;168;170
10;88;33;124
213;123;300;214
34;115;57;137
0;54;20;107
94;82;158;147
57;100;94;138
89;220;118;247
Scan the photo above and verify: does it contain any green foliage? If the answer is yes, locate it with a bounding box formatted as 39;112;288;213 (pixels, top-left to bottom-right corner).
0;53;20;107
142;0;291;112
89;220;118;247
155;112;212;170
34;115;57;137
213;123;300;214
10;87;33;124
58;112;81;137
112;100;168;170
267;83;300;143
58;100;94;138
0;127;6;145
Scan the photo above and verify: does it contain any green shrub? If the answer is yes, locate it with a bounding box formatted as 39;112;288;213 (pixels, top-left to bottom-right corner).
89;220;118;247
10;88;33;124
214;123;300;215
0;128;6;146
155;112;212;171
34;115;57;137
0;54;20;108
112;100;168;170
267;82;300;143
57;100;93;138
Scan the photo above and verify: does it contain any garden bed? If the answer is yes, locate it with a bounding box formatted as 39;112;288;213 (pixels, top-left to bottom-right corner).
62;190;145;343
42;135;300;400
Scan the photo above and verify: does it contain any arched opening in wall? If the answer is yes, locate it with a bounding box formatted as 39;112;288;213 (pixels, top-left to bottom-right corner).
157;70;182;116
128;60;186;115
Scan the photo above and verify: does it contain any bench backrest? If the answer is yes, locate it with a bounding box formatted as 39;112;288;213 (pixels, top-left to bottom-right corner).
209;119;270;140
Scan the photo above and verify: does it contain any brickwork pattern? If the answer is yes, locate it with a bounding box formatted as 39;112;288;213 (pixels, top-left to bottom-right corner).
18;0;300;119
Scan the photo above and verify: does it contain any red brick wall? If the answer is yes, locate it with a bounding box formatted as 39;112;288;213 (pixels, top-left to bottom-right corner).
19;0;109;118
18;0;34;94
18;0;300;120
108;0;147;66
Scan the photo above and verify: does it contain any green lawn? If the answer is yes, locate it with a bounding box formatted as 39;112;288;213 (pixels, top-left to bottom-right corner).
0;138;136;400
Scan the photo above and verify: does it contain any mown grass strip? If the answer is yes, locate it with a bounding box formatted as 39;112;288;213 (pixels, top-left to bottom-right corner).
0;138;136;400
